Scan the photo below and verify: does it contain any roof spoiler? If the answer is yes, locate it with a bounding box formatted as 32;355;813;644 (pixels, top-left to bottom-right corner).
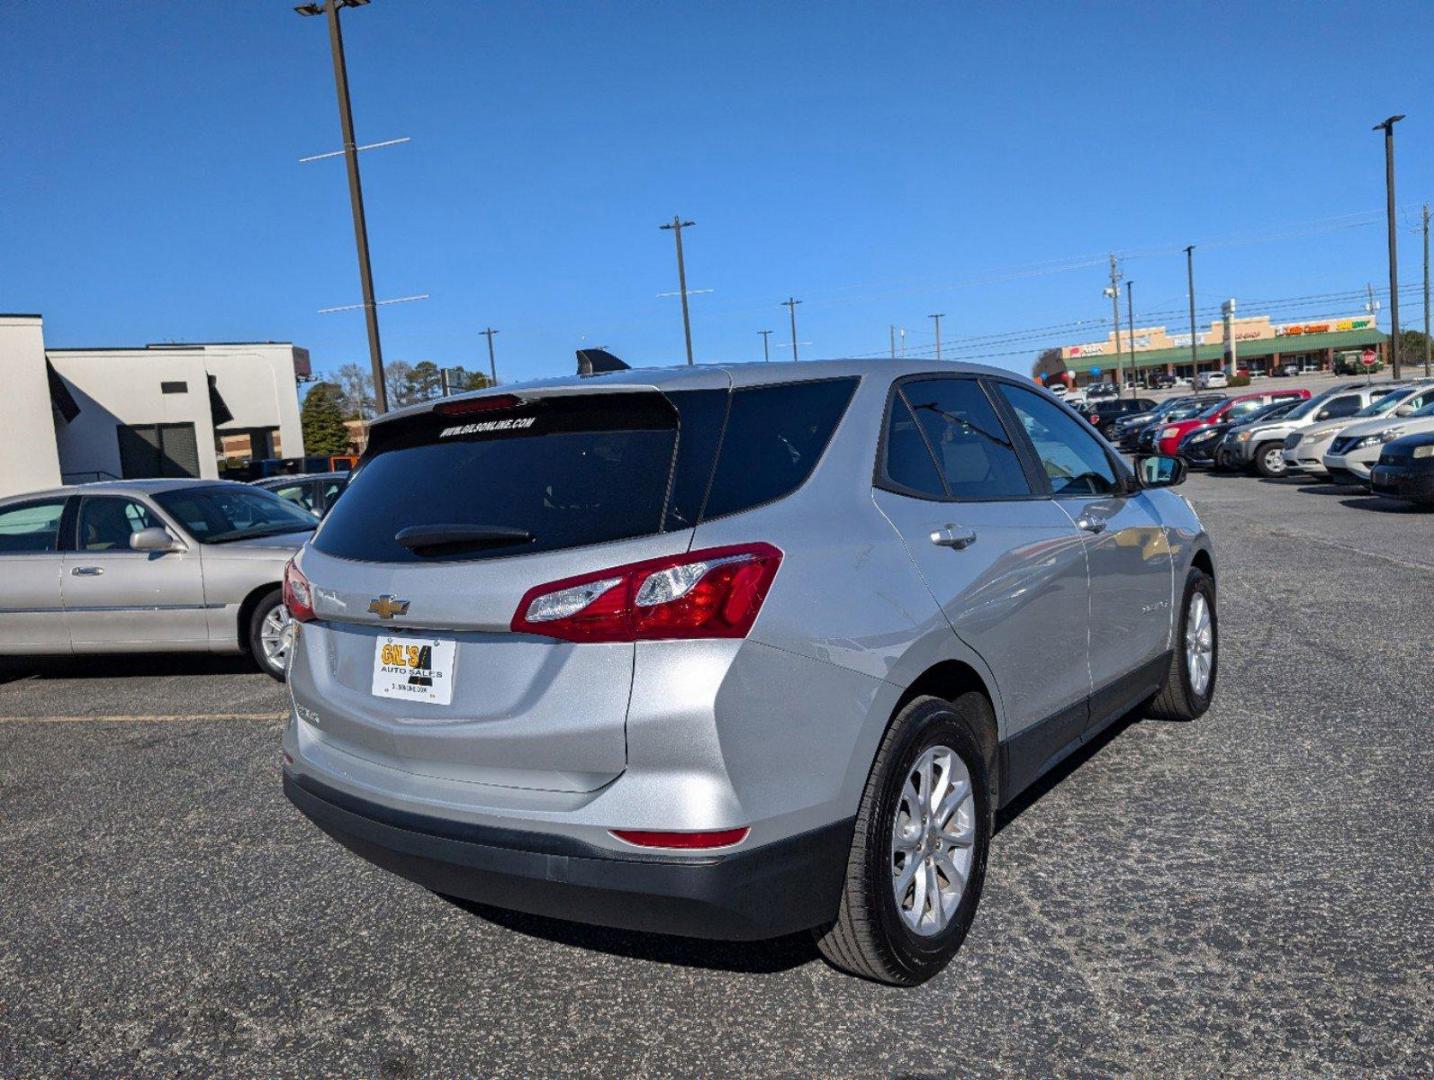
576;348;629;376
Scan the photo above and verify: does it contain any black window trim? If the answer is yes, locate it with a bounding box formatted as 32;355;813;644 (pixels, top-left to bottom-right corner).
983;375;1136;500
873;372;1049;504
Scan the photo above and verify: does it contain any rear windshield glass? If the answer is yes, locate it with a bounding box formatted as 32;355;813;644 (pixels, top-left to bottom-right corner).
315;379;857;564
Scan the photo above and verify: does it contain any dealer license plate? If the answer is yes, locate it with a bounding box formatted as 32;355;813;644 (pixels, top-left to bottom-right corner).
371;636;456;705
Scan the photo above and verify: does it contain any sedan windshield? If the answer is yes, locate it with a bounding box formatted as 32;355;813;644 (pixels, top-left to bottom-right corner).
154;486;318;543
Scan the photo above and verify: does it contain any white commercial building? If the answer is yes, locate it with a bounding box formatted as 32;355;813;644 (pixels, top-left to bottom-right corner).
0;314;308;500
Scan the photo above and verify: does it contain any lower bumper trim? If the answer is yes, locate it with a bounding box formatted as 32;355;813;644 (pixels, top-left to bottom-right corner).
284;772;854;941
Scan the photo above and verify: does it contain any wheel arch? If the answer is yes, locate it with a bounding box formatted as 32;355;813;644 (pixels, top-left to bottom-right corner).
892;660;1001;810
236;581;283;653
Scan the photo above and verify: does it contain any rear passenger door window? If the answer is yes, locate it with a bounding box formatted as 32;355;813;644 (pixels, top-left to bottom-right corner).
883;378;1032;500
0;499;68;554
995;384;1119;497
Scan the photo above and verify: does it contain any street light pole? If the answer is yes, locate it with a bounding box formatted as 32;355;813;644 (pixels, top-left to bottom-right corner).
783;297;802;361
1423;203;1431;378
660;216;696;365
296;0;389;414
929;313;945;360
759;329;773;362
1103;253;1123;392
1374;114;1406;380
481;327;499;385
1124;281;1136;399
1185;245;1198;377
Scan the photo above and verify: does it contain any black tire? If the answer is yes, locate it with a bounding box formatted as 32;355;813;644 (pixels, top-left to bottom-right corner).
246;588;290;682
1253;442;1287;478
1147;567;1217;721
814;694;993;986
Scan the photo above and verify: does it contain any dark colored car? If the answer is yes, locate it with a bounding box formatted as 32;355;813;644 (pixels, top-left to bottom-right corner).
1180;398;1302;468
252;471;349;518
1079;398;1157;439
1370;432;1434;506
1125;395;1228;453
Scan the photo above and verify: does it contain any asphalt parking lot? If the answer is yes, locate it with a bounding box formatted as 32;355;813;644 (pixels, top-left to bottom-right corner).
1;470;1430;1079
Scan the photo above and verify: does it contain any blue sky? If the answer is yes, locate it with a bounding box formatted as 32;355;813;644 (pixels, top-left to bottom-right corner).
3;1;1433;385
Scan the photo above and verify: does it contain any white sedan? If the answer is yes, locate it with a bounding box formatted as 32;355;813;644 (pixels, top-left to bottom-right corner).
1323;398;1434;485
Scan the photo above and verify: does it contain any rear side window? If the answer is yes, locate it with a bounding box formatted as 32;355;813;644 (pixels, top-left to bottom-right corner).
0;499;67;554
700;379;858;519
1319;395;1361;420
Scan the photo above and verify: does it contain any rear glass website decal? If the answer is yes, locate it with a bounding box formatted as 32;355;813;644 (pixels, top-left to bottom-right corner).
438;417;537;438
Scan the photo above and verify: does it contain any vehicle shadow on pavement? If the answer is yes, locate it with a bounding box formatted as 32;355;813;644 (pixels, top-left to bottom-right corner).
1339;495;1431;514
0;654;260;685
438;896;818;974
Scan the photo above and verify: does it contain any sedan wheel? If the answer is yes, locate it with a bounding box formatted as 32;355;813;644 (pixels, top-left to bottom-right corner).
1255;443;1287;478
248;589;293;681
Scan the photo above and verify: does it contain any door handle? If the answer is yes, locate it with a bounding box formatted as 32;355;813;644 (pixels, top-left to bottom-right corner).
1076;514;1108;534
70;566;104;576
930;524;977;549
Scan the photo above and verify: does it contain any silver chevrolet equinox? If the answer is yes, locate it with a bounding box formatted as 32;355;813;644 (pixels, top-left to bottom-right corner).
282;359;1217;986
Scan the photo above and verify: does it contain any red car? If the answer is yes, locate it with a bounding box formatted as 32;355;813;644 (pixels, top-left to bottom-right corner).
1155;389;1311;456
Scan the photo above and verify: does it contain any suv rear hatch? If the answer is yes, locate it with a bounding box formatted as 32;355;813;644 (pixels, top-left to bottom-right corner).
294;383;731;793
292;374;859;795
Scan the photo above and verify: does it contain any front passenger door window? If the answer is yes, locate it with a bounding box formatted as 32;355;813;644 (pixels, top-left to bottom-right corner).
995;385;1119;496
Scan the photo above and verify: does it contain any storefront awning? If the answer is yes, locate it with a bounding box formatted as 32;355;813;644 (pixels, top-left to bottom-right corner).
1061;327;1388;373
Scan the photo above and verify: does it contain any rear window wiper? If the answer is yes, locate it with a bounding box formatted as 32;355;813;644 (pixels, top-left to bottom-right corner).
394;524;535;556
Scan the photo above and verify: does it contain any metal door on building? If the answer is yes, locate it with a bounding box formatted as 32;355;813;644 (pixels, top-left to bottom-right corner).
116;423;200;479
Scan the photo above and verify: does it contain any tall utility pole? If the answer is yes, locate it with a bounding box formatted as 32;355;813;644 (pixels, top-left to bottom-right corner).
1185;245;1199;375
889;325;896;359
783;297;802;360
1423;203;1431;377
1124;282;1136;399
481;327;499;385
1103;254;1124;391
930;313;945;360
660;216;696;365
1374;115;1406;380
296;0;389;414
759;329;773;362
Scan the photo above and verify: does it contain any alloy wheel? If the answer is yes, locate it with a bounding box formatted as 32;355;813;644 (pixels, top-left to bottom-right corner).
1185;592;1214;697
260;604;294;672
890;745;976;936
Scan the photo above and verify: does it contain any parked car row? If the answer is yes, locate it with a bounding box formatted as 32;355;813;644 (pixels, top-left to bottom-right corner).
1155;378;1434;508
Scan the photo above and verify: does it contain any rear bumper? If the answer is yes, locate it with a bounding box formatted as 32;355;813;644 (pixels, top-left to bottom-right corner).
284;771;854;941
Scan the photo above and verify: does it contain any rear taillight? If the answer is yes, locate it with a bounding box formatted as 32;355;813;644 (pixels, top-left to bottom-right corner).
511;543;782;643
284;559;316;623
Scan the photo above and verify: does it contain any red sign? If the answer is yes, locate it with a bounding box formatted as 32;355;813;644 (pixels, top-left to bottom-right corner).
1361;347;1377;367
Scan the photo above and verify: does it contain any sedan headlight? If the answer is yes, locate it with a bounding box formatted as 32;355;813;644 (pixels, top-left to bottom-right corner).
1160;426;1180;439
1414;444;1434;459
1380;427;1406;443
1234;431;1252;442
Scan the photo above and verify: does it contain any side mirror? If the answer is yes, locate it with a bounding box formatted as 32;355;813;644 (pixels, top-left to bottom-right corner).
1395;404;1415;417
1133;454;1186;489
1315;410;1331;421
130;526;178;552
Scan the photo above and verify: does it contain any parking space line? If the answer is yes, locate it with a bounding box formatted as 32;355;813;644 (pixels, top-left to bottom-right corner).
0;712;287;724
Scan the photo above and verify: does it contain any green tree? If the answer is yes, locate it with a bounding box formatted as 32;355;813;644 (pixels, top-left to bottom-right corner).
301;381;352;456
409;361;444;400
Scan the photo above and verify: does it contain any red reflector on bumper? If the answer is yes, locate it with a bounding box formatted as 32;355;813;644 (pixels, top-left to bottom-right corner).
611;827;750;850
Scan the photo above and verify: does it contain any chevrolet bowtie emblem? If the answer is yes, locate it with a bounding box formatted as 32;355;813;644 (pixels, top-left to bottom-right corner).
368;595;410;619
